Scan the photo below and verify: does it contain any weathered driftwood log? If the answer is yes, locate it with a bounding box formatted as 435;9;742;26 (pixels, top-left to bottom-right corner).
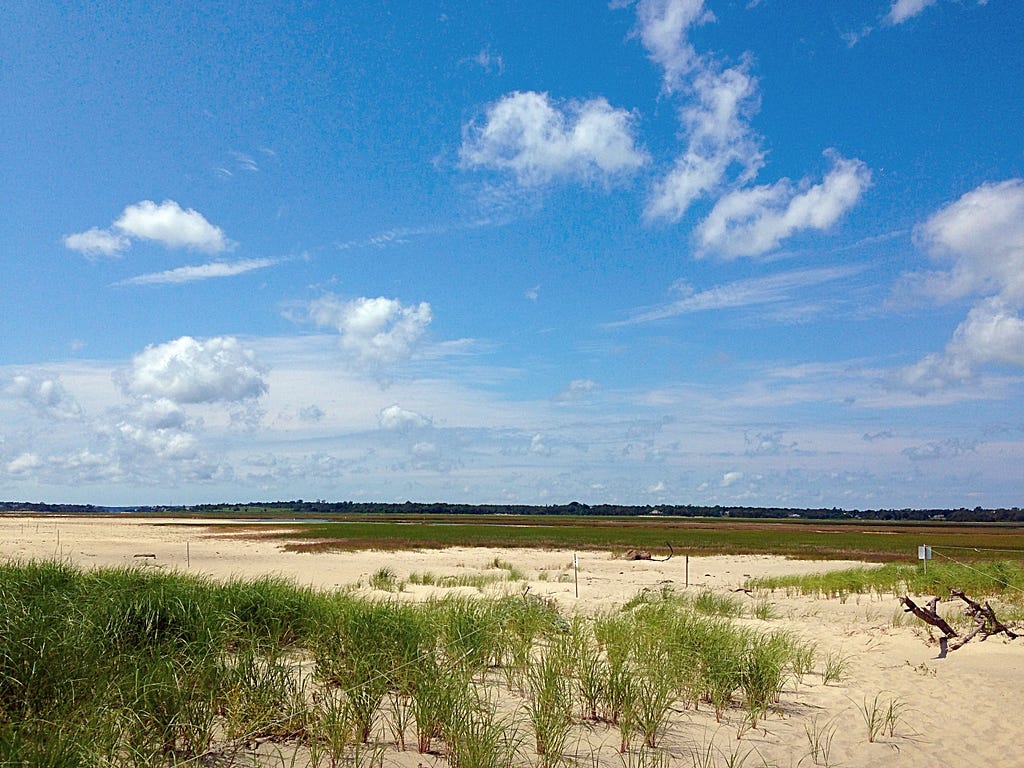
623;543;674;562
949;589;1019;644
624;549;652;561
901;590;1019;657
900;595;957;636
900;595;957;657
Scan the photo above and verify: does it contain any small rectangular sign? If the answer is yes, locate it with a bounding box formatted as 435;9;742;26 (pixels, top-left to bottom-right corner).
918;545;932;560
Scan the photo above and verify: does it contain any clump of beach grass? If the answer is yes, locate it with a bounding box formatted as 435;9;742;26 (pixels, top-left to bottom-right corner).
746;561;1024;604
0;560;818;768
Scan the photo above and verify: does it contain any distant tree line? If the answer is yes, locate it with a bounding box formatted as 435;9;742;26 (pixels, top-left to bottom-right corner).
0;501;107;514
5;499;1022;523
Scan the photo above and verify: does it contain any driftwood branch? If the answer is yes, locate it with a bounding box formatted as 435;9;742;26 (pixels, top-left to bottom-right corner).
624;542;674;562
900;595;957;657
651;542;674;562
901;590;1019;657
949;589;1019;642
900;595;958;637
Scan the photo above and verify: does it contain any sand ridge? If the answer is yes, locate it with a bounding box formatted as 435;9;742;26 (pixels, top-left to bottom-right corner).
2;515;1021;767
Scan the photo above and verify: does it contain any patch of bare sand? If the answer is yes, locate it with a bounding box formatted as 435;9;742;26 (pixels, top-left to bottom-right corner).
2;515;1020;767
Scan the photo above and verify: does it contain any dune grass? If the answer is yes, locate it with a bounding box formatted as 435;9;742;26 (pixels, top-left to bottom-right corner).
745;560;1024;603
0;559;822;767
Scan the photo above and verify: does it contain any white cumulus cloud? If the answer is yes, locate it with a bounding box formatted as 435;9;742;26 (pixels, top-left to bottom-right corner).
114;200;229;253
119;336;268;404
884;0;938;25
5;373;82;420
378;404;432;430
306;294;433;368
460;91;648;185
948;299;1024;368
909;179;1024;304
902;298;1024;389
62;227;129;258
630;2;869;249
6;452;43;476
721;470;743;487
65;200;230;258
634;0;712;93
552;379;598;402
114;418;199;460
696;153;872;258
646;64;764;221
900;179;1024;390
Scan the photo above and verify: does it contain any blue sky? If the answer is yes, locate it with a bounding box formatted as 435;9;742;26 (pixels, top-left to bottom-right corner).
2;0;1022;508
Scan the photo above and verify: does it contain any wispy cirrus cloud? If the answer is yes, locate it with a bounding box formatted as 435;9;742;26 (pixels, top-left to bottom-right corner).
336;224;449;250
884;0;989;26
846;0;988;45
609;264;866;326
336;217;499;251
115;258;279;286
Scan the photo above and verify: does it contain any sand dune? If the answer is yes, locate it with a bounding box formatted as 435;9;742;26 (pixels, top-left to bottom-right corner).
2;514;1020;767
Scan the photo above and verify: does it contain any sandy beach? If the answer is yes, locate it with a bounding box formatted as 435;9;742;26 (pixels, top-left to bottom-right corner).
2;514;1021;767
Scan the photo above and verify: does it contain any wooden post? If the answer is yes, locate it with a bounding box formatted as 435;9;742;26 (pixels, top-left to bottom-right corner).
187;541;191;568
685;554;689;588
573;552;579;598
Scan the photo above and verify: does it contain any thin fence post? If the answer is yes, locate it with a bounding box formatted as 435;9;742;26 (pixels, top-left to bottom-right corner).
685;554;689;589
573;552;579;598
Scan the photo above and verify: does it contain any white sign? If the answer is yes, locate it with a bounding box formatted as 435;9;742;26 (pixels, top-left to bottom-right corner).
918;545;932;560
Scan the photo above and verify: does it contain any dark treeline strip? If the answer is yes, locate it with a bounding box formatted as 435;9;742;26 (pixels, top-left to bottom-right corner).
5;499;1024;522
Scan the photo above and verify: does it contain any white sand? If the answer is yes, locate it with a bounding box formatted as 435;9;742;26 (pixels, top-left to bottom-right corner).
2;514;1021;767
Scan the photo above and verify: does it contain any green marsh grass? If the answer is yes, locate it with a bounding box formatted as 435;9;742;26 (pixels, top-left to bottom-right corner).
278;516;1024;563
